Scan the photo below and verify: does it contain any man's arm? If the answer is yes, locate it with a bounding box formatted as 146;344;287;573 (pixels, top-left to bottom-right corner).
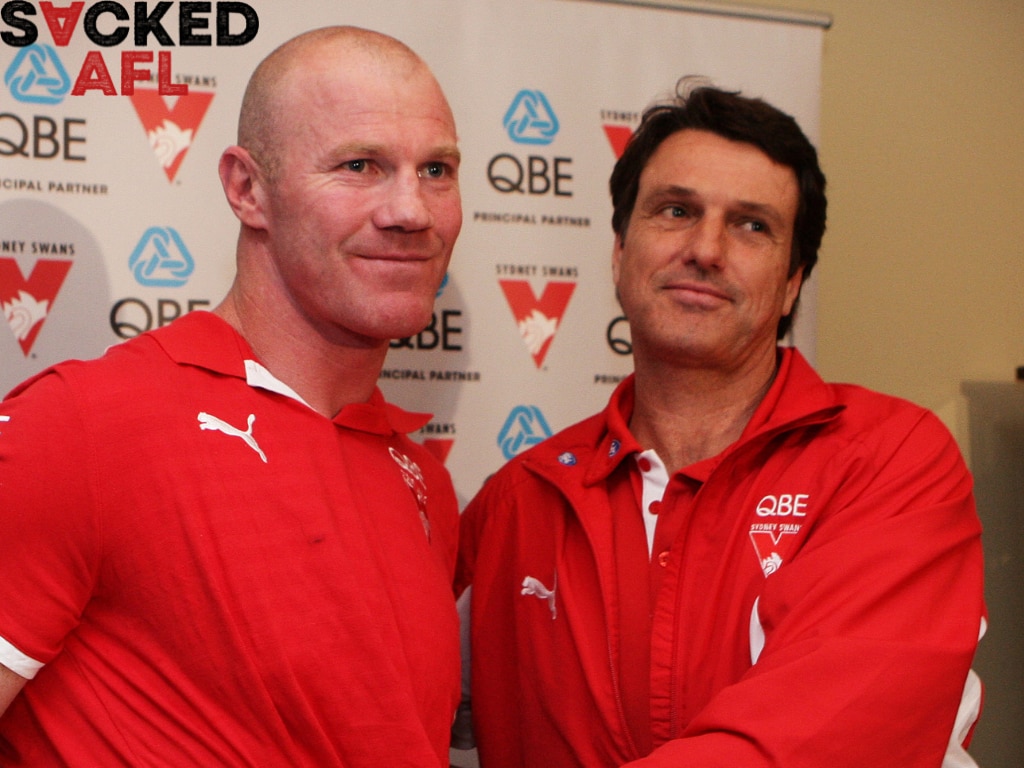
625;409;985;768
0;662;27;716
0;372;102;720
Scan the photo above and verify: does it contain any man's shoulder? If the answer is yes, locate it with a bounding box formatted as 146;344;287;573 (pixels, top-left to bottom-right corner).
782;349;942;438
7;334;161;401
3;313;226;412
472;409;608;505
806;381;964;484
510;408;608;468
828;380;939;432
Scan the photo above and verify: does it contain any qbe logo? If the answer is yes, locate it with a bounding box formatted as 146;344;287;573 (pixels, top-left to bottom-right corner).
503;90;559;145
129;227;194;287
2;46;86;163
4;44;70;104
112;227;207;339
498;405;552;460
489;90;572;198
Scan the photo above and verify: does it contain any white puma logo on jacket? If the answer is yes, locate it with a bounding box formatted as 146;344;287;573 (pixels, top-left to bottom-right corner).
521;575;557;620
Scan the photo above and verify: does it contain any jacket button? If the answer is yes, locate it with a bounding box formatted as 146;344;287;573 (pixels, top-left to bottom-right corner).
637;457;652;472
658;551;670;567
648;500;662;515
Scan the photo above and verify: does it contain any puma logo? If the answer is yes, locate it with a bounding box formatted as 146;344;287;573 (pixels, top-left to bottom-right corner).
197;412;267;463
521;575;557;620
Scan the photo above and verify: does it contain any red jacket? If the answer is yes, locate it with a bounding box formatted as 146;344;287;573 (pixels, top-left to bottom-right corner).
457;349;984;768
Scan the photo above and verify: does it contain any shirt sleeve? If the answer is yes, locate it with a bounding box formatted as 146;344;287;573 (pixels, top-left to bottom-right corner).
625;409;985;768
0;370;101;668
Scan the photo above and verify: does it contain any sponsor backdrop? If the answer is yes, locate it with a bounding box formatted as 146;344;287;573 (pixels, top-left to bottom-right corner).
0;0;824;507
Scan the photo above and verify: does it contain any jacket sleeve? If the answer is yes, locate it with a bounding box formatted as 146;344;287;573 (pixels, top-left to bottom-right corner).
625;409;985;768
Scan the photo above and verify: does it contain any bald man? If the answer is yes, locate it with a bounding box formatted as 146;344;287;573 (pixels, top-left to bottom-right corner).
0;27;463;766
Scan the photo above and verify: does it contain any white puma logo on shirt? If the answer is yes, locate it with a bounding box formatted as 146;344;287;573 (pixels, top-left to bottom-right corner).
198;412;267;463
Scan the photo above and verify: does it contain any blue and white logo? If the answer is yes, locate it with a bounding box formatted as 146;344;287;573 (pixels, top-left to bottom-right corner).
4;45;71;105
503;90;559;145
129;227;195;287
498;405;553;459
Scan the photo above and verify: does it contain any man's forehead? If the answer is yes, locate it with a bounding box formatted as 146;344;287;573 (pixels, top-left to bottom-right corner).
641;130;798;207
646;129;785;170
278;65;452;128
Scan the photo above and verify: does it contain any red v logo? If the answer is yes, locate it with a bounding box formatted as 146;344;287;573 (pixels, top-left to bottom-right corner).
603;125;633;159
39;1;85;46
499;279;576;368
129;89;215;182
0;257;73;355
749;528;799;577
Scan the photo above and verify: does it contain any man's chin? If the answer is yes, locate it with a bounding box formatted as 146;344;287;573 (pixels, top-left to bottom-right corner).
375;308;437;344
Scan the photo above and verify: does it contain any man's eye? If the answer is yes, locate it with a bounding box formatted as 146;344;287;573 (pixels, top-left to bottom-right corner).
665;206;687;218
421;162;446;179
743;220;767;233
342;160;368;172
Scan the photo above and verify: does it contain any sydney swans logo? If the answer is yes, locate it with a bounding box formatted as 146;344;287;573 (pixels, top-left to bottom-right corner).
129;89;215;182
0;257;72;355
498;279;576;368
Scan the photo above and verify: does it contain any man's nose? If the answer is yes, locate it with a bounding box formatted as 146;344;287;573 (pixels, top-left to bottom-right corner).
682;215;726;269
374;171;433;232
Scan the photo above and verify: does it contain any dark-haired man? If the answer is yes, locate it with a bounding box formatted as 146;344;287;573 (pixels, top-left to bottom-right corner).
456;81;984;768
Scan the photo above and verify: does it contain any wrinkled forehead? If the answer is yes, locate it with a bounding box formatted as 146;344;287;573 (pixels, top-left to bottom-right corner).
641;130;799;211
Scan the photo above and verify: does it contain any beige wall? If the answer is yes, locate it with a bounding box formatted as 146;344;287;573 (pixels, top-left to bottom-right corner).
748;0;1024;449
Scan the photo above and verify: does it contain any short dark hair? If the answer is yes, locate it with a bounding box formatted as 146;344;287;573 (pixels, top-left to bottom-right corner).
609;79;827;340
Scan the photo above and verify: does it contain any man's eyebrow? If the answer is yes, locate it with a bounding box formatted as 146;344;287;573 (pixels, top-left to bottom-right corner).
732;199;788;226
640;184;698;207
429;144;462;164
649;183;697;199
325;143;461;164
322;142;384;166
647;185;788;223
332;142;383;156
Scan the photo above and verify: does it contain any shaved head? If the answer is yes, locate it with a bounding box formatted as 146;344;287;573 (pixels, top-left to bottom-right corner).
237;26;436;180
216;23;461;361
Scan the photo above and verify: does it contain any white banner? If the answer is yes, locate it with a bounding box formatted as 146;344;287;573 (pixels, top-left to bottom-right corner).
0;0;823;507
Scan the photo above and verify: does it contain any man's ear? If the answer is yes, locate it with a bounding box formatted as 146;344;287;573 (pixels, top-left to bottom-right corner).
219;146;268;231
782;265;805;317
